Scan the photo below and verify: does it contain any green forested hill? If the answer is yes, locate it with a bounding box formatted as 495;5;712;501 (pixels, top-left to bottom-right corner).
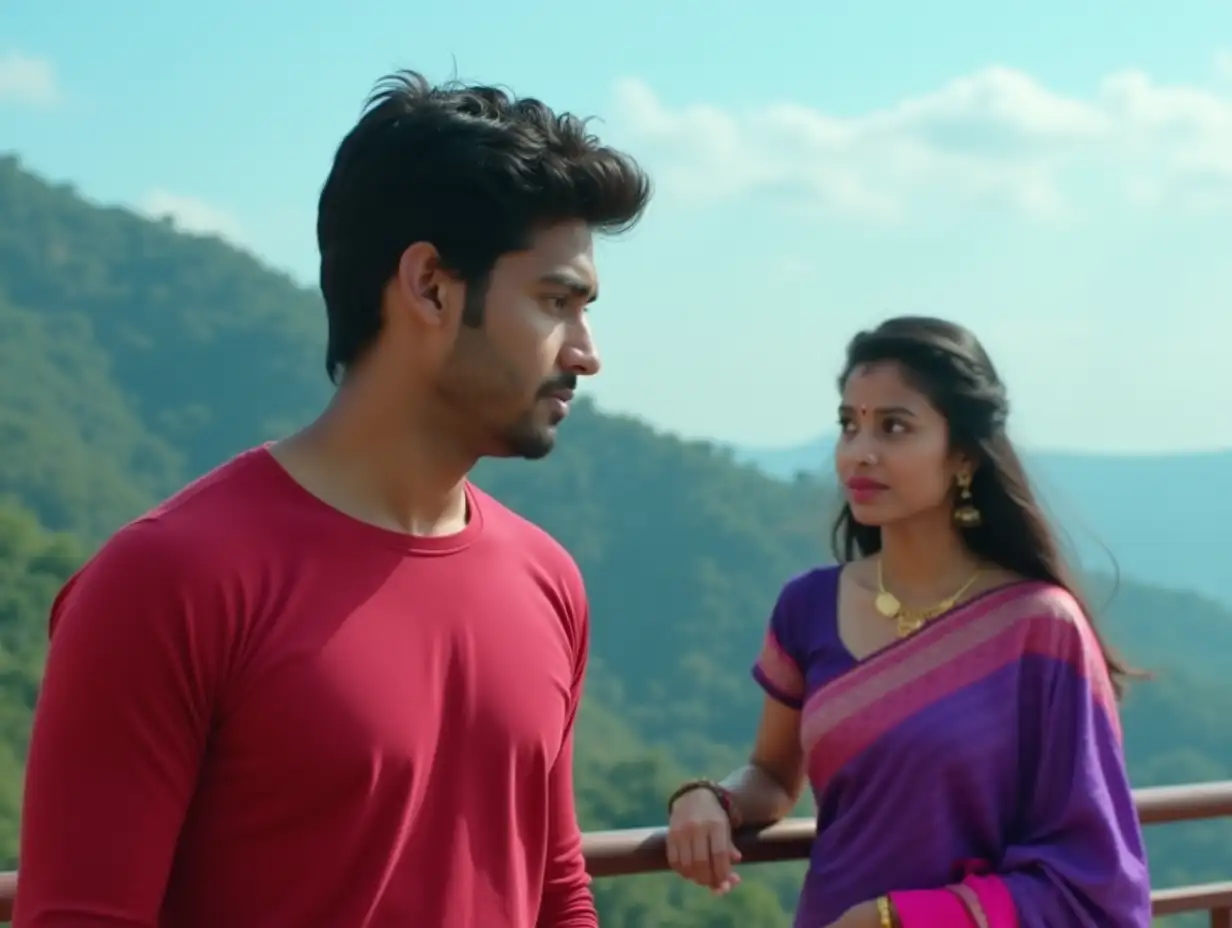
0;155;1230;925
0;154;324;537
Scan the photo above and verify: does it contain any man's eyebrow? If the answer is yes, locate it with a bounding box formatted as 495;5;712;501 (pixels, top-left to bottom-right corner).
539;271;598;303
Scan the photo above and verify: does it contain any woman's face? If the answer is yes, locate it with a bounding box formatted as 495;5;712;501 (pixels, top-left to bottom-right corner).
834;360;967;528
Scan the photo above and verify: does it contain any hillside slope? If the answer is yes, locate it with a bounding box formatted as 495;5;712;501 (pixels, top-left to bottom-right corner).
0;154;326;536
1;157;1230;922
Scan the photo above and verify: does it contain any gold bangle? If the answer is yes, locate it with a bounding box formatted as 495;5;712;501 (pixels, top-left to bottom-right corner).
876;895;894;928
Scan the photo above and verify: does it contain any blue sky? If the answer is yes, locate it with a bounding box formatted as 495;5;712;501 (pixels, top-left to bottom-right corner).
5;0;1232;454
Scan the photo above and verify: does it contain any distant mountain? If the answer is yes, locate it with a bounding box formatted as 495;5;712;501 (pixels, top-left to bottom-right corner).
735;436;1232;606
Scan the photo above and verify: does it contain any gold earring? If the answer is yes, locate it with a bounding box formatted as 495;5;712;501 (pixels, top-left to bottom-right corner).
953;472;982;528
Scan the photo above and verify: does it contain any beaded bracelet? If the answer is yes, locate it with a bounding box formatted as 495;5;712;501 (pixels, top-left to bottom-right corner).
666;778;744;829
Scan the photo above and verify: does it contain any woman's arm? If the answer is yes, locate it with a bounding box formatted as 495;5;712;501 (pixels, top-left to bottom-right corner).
667;576;813;894
666;695;806;894
667;578;812;892
719;696;807;826
722;576;815;826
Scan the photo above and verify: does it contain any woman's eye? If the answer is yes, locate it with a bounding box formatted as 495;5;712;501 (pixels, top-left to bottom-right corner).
883;419;907;435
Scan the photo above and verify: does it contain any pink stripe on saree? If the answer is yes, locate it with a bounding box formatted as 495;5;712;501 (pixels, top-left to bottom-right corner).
800;582;1116;792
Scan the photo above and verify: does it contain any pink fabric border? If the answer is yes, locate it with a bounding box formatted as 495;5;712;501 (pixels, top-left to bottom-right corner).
801;583;1119;791
891;870;1018;928
753;630;804;702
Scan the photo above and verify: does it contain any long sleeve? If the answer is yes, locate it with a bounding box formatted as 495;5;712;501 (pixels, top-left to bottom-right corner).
15;522;227;927
892;602;1152;928
536;600;597;928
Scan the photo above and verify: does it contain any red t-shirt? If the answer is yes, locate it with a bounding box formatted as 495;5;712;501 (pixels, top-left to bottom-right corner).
15;448;597;927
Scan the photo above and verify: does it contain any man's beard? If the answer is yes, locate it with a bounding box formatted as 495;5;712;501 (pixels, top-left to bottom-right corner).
438;328;576;461
496;414;557;460
491;374;578;460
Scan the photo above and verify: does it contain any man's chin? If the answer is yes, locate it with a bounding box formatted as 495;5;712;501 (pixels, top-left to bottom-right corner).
492;424;558;461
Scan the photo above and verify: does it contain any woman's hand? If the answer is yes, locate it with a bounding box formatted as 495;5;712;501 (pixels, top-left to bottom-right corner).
665;787;743;894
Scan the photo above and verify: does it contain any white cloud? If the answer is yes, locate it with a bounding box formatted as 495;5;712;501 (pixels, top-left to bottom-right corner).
137;189;245;243
611;51;1232;220
1217;51;1232;84
0;52;60;107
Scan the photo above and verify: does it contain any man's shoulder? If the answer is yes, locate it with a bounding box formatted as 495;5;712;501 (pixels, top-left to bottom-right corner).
470;484;580;574
469;484;587;623
64;449;278;600
145;446;278;527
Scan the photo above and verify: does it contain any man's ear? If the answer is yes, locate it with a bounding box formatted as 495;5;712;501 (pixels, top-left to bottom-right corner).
395;242;452;327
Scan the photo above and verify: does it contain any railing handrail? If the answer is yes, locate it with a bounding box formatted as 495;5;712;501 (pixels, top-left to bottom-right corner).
0;780;1228;922
583;778;1232;878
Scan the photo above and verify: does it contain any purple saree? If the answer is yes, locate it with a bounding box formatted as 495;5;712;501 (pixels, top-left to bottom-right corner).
752;566;1151;928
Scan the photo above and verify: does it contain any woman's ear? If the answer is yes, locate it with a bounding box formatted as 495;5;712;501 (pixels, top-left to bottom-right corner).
948;449;975;481
958;446;984;476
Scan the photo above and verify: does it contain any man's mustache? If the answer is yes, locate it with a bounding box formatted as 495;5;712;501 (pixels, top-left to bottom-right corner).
537;375;578;397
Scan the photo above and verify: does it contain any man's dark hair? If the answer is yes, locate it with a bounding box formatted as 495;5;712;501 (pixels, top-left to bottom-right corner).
316;70;653;382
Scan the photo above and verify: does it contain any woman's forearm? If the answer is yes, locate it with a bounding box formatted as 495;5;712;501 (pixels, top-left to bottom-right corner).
719;762;798;827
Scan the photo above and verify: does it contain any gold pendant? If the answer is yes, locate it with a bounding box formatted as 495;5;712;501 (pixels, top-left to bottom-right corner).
874;591;901;618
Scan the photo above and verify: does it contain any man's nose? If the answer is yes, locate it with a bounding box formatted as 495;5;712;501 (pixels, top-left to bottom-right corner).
560;327;601;377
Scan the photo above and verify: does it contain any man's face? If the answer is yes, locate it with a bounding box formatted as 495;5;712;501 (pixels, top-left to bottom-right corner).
434;220;601;459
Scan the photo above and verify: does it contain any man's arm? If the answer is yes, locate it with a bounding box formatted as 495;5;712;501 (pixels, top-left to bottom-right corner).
15;522;224;927
536;597;597;928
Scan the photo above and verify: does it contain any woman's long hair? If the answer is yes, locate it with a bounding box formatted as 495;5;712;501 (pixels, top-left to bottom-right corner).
829;316;1136;697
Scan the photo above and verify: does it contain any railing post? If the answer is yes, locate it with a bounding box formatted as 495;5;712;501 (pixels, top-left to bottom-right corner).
1212;905;1232;928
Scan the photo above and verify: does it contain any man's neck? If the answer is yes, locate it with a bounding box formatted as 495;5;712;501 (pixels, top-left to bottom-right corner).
273;384;474;537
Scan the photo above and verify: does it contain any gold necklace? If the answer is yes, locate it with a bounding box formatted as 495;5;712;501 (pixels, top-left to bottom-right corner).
874;558;983;638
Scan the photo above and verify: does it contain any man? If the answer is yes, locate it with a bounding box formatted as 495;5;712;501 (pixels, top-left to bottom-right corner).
15;71;651;927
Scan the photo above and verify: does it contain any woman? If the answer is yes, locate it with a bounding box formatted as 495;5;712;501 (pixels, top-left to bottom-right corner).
664;317;1152;927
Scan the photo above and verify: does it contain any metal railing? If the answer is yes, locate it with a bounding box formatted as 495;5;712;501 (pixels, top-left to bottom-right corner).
582;780;1232;926
0;781;1227;923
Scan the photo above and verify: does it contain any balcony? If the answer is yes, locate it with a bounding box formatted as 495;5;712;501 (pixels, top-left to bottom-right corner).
582;780;1232;927
0;780;1228;924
